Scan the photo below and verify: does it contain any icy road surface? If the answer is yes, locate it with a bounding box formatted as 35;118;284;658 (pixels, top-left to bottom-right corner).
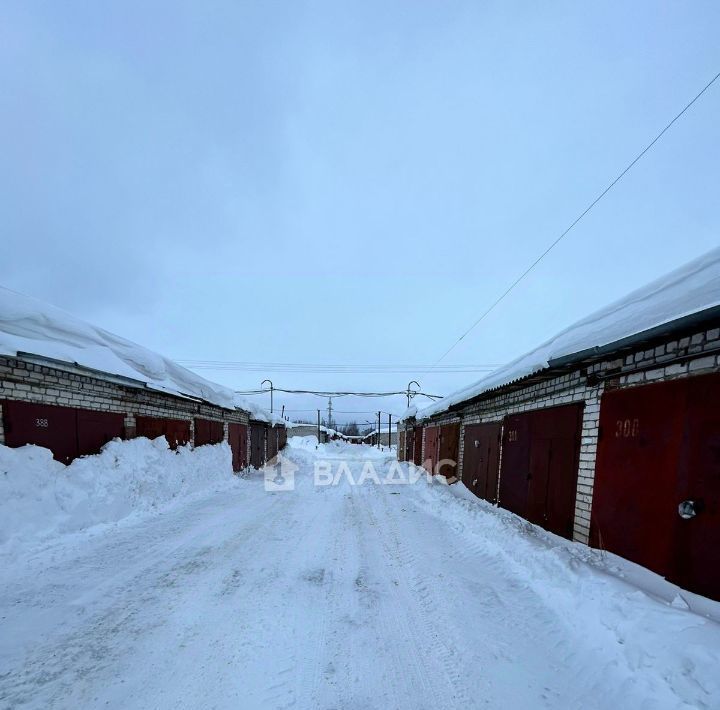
2;441;720;710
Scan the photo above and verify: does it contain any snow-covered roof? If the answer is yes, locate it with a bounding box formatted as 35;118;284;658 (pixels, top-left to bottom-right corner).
362;425;395;437
418;246;720;420
240;400;288;426
286;422;343;436
0;285;273;418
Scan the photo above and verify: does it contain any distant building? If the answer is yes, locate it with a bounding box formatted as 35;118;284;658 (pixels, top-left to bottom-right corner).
362;426;397;447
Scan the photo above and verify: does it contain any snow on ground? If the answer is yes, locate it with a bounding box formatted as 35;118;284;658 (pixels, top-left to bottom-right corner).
0;438;238;554
2;439;719;709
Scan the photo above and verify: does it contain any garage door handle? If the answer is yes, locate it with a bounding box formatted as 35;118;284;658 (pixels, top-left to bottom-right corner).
678;500;699;519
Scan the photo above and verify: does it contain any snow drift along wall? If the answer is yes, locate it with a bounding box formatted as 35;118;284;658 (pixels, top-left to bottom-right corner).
0;437;237;551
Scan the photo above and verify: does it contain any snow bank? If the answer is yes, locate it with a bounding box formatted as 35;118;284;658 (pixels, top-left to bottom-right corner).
287;435;322;450
419;246;720;419
408;468;720;705
287;436;392;459
0;437;238;552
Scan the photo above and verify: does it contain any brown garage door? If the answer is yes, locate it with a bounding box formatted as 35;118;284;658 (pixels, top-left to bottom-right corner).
194;418;224;447
413;426;423;465
438;423;460;478
278;426;287;450
591;374;720;600
500;404;583;540
2;400;79;463
499;413;531;519
405;428;414;462
423;426;439;474
527;404;583;539
462;422;501;503
267;426;278;461
228;423;248;472
249;422;266;468
136;416;191;449
2;400;124;464
398;430;406;461
76;409;125;457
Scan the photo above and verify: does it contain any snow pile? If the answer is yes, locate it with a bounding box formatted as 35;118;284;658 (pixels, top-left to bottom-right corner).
287;436;391;458
287;435;323;450
237;397;287;426
0;437;237;551
409;469;720;705
419;246;720;418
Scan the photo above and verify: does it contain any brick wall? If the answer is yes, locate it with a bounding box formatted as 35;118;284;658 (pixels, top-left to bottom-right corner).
0;355;248;446
415;324;720;545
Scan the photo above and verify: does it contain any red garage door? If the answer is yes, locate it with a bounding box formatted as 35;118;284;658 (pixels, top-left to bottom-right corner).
267;426;279;461
500;404;583;540
76;409;125;457
499;413;532;519
462;422;501;503
249;422;266;468
405;428;414;463
136;416;191;449
438;424;460;478
423;426;439;474
591;374;720;600
413;426;422;465
2;400;125;464
398;430;406;461
3;400;79;463
228;423;248;472
194;418;224;447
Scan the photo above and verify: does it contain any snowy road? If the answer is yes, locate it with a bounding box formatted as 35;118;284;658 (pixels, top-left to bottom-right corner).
2;442;720;709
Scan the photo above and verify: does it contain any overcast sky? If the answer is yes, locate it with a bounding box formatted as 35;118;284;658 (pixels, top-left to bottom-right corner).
1;1;718;426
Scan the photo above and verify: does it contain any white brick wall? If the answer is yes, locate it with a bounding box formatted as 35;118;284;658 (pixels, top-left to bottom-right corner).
0;355;249;447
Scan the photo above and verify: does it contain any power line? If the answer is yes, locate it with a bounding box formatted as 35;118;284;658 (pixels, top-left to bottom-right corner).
430;69;720;370
235;387;443;399
283;408;401;414
177;359;500;374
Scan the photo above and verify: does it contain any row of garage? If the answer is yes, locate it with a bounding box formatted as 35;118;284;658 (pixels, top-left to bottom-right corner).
1;385;286;473
1;286;291;475
401;358;720;601
399;404;582;540
398;259;720;603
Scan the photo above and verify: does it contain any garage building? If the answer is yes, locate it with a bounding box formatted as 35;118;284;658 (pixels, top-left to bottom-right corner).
401;248;720;600
0;286;275;473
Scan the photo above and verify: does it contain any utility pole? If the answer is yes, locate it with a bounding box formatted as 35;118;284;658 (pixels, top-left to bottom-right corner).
327;397;333;431
388;412;392;451
407;380;420;408
281;404;285;419
261;379;274;413
377;411;381;450
317;409;321;443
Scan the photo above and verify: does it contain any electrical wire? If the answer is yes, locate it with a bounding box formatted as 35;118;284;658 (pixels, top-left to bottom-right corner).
429;69;720;371
177;360;500;374
235;387;442;399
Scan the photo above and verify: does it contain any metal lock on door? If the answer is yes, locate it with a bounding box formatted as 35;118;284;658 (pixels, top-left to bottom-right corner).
678;500;701;520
